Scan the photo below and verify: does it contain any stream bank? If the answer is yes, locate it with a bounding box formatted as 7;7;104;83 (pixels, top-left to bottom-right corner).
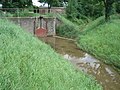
38;36;120;90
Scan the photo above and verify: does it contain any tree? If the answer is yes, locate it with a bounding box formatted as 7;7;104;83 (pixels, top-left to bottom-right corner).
115;0;120;13
77;0;104;18
103;0;115;21
66;0;78;19
66;0;105;20
66;0;117;21
2;0;32;8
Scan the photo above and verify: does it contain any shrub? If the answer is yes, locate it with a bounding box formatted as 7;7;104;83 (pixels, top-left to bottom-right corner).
56;14;84;39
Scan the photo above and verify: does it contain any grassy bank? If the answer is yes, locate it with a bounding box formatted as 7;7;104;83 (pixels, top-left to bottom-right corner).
0;19;102;90
56;14;85;39
77;15;120;72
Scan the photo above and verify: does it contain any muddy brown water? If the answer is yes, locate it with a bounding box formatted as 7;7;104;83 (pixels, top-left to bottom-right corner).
38;36;120;90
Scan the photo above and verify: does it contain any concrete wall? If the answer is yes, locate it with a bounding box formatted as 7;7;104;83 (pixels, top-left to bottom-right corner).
38;7;65;14
7;17;35;34
38;17;56;36
6;17;61;36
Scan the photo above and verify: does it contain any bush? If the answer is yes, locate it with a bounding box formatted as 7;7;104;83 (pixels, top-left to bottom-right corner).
56;22;79;38
56;14;84;39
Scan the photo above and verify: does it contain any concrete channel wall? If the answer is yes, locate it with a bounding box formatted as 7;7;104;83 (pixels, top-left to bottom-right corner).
7;17;35;34
5;17;61;36
37;17;56;36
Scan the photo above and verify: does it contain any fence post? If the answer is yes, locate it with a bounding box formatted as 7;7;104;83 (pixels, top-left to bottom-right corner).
39;16;43;28
33;18;36;35
53;17;56;36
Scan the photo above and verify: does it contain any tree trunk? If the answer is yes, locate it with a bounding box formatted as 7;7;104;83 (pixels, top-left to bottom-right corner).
48;3;51;13
104;0;114;22
104;0;109;21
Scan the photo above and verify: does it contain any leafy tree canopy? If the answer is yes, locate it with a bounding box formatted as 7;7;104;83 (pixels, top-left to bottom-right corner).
39;0;66;7
38;0;66;13
66;0;119;21
1;0;32;8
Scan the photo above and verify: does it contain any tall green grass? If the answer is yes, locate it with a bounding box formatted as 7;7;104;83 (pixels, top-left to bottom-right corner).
56;14;85;39
81;14;120;34
0;19;102;90
77;15;120;72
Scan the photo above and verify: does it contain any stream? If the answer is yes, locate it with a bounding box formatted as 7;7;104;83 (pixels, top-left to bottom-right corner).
38;36;120;90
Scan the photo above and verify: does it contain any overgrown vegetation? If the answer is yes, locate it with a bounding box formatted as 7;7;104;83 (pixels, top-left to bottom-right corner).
66;0;119;21
0;10;13;17
56;14;86;39
0;19;102;90
1;0;32;8
13;9;40;17
77;15;120;72
82;14;120;33
0;9;40;17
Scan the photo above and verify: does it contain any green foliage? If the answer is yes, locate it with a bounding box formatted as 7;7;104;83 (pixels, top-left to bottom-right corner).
0;19;102;90
39;0;64;7
13;9;40;17
115;0;120;13
77;15;120;72
66;0;104;20
2;0;33;8
56;23;78;38
103;0;115;21
66;0;119;21
0;10;13;17
56;14;84;39
66;0;78;19
81;16;106;34
81;14;120;34
0;9;40;17
39;0;64;13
